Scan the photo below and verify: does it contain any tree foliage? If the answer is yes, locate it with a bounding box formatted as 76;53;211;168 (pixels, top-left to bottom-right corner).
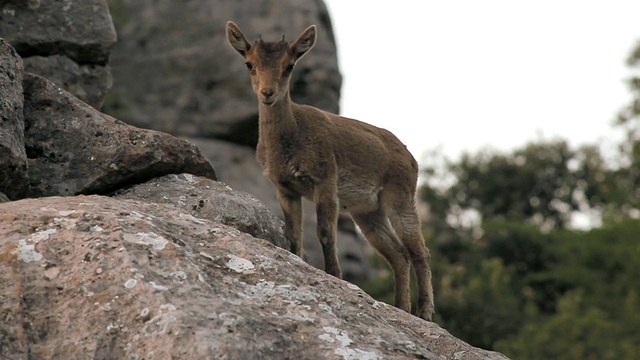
401;215;640;358
606;39;640;217
496;220;640;359
421;139;607;233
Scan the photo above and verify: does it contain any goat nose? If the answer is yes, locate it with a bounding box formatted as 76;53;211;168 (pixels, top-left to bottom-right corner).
261;88;275;97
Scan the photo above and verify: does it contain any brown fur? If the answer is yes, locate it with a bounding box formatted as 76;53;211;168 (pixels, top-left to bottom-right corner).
226;21;434;320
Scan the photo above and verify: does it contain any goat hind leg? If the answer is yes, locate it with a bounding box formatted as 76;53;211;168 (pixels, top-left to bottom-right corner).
351;210;412;313
389;207;434;321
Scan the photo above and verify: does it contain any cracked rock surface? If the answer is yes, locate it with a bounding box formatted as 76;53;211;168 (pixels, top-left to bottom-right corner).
0;195;509;359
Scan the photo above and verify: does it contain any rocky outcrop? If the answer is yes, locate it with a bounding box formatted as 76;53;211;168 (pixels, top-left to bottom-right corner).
23;55;113;110
113;173;290;251
0;196;510;360
23;74;216;197
104;0;341;145
0;39;28;200
0;0;116;108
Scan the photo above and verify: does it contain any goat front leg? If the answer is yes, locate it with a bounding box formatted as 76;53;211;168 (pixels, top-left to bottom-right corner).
277;191;303;258
314;183;341;278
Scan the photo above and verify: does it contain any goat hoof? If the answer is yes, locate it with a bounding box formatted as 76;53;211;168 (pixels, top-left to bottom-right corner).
415;306;434;322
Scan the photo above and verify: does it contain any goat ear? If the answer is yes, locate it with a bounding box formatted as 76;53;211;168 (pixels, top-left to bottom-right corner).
226;21;251;58
291;25;317;60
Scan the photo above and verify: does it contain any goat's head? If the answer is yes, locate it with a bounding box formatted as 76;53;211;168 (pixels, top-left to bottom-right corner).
226;21;316;106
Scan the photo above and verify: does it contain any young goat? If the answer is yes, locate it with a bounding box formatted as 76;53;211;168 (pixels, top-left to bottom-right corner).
226;21;434;320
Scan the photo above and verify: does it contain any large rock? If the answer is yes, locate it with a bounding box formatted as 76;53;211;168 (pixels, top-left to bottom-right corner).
113;173;290;251
23;73;217;197
0;0;117;108
0;39;28;200
104;0;341;145
23;55;113;110
186;138;374;283
0;195;510;360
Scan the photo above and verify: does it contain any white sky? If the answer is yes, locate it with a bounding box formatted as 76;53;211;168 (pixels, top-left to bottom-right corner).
324;1;640;164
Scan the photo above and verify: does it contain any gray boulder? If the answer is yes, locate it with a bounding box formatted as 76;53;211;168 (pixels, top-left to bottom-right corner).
23;73;217;197
0;0;117;108
23;55;113;110
0;39;28;200
0;195;510;360
104;0;341;145
113;173;290;251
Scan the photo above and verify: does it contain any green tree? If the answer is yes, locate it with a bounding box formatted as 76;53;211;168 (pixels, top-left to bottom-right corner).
435;257;521;350
616;39;640;138
421;140;607;234
606;39;640;218
414;106;639;357
429;219;556;350
496;220;640;359
426;217;640;358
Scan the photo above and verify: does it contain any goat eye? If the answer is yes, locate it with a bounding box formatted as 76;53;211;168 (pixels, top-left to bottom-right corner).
284;64;295;74
245;62;254;71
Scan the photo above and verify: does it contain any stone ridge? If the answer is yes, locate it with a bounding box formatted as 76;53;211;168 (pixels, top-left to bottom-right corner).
0;195;510;360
